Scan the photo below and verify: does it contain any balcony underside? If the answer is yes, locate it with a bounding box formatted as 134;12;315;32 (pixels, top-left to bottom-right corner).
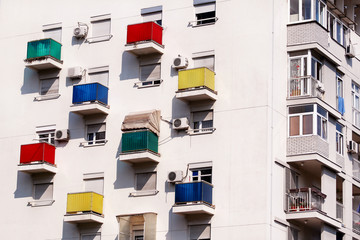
18;163;57;174
286;211;341;229
70;102;109;115
119;150;160;164
25;57;63;70
173;203;215;215
287;153;342;173
64;213;104;224
176;88;217;102
124;42;164;56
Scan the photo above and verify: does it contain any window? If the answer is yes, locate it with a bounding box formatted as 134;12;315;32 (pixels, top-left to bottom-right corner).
89;14;111;42
288;104;328;140
192;168;212;183
85;177;104;195
289;0;327;26
337;75;344;114
353;82;360;128
288;227;299;240
89;69;109;87
336;123;344;155
192;110;214;133
193;55;215;71
81;233;101;240
328;13;348;46
189;224;211;240
38;130;55;144
34;183;53;201
139;63;161;86
141;6;162;25
135;172;156;191
43;23;62;43
40;78;59;97
133;230;144;240
311;57;322;81
86;123;106;145
194;0;216;26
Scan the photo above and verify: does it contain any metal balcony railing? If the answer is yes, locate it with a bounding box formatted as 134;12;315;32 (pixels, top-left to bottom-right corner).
178;67;215;92
121;130;158;154
354;211;360;234
288;76;323;98
336;202;344;222
66;192;103;215
26;38;62;61
287;187;326;212
126;22;163;45
175;181;213;206
353;158;360;181
20;142;55;165
72;83;108;105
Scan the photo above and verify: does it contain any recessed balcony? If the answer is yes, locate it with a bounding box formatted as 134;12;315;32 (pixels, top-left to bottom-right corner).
64;192;104;224
124;22;164;56
176;67;217;102
70;83;109;115
24;38;63;70
286;187;341;228
288;76;324;99
173;181;214;215
119;130;160;164
18;142;57;174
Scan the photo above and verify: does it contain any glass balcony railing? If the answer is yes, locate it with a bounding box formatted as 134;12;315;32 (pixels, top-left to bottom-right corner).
66;192;103;215
72;83;108;105
288;76;323;98
121;130;158;154
126;22;163;45
337;202;344;222
175;181;213;206
178;67;215;92
354;211;360;234
353;158;360;181
20;142;55;165
287;187;326;212
26;38;62;61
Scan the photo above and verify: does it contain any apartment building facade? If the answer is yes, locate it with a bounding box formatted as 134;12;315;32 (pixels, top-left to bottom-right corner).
2;0;360;239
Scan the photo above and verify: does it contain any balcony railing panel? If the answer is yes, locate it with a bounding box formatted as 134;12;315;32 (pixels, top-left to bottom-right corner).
287;187;326;212
66;192;103;215
175;181;213;206
353;211;360;234
121;130;158;154
336;202;343;222
353;158;360;181
72;83;108;105
126;22;163;45
20;142;55;165
178;67;215;91
288;76;320;98
26;38;62;61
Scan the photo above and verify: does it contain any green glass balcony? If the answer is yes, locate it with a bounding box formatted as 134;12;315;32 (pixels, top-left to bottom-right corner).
120;130;160;164
25;38;63;70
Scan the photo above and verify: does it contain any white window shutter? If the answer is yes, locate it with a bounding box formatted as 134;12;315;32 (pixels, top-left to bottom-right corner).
40;78;59;95
92;19;111;37
85;178;104;195
140;64;161;81
34;183;53;200
193;111;213;122
195;3;216;14
193;56;215;71
190;225;211;239
136;172;156;191
89;71;109;86
87;123;106;133
44;28;62;43
81;234;101;240
143;12;162;22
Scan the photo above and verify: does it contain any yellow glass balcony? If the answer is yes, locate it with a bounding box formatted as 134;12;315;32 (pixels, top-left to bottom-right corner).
176;67;217;101
66;192;103;215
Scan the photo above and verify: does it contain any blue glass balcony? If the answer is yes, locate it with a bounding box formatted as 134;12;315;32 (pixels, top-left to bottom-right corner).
72;83;108;105
175;181;212;205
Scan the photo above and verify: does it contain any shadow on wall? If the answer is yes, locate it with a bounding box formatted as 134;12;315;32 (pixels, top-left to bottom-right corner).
68;112;85;140
61;221;80;240
113;138;135;189
21;68;39;95
13;171;33;198
170;96;190;139
119;52;139;81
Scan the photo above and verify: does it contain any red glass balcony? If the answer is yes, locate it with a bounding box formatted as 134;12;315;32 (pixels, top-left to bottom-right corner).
125;22;164;56
20;142;55;165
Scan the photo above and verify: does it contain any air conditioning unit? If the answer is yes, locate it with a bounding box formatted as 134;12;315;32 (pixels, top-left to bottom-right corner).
68;66;83;79
173;118;189;130
55;129;70;141
348;140;358;154
167;171;183;183
346;44;355;58
73;26;87;38
172;56;188;69
316;80;325;93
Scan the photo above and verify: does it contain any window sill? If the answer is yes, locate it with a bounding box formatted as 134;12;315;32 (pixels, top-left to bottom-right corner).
187;128;216;136
129;190;159;197
86;34;113;43
135;79;163;88
189;17;218;28
80;140;108;147
28;200;55;207
34;94;60;101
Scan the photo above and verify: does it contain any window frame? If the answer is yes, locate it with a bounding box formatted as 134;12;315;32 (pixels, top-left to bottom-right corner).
33;182;53;201
191;167;212;184
192;2;217;27
37;130;55;145
336;123;344;156
88;14;112;43
352;82;360;128
135;172;157;192
191;110;214;134
189;224;211;240
138;62;162;87
86;123;106;146
289;0;327;27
